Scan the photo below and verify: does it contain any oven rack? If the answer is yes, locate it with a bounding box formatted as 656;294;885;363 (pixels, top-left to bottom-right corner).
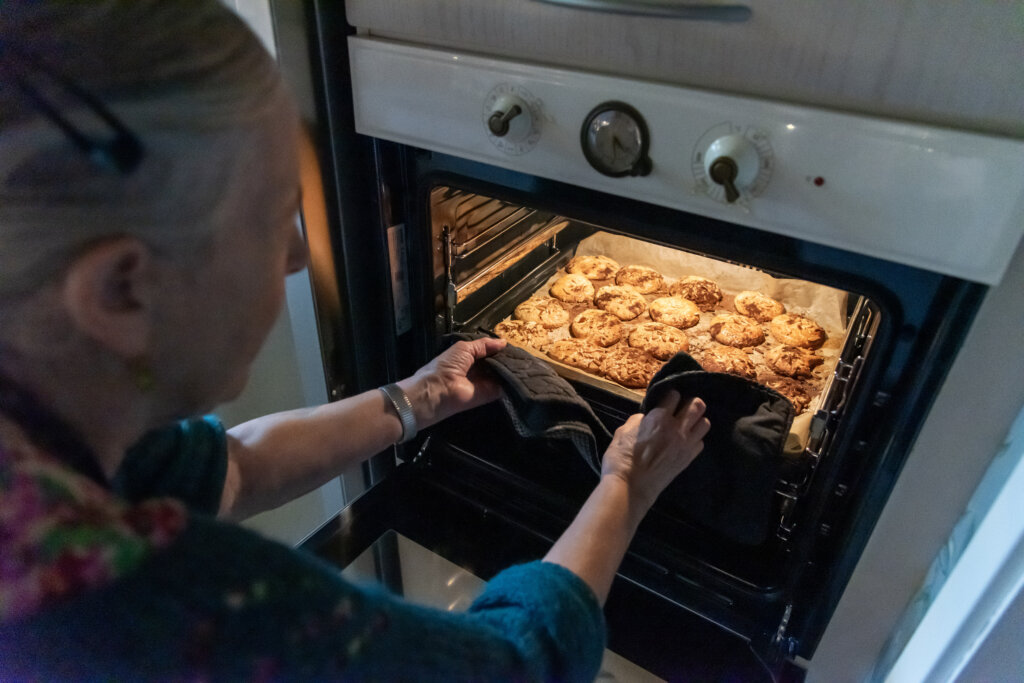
774;298;879;541
433;186;568;287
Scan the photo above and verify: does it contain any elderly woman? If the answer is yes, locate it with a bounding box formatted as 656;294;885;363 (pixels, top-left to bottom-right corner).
0;1;709;680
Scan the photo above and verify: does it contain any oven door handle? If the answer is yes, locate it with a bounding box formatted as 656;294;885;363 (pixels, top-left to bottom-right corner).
532;0;751;21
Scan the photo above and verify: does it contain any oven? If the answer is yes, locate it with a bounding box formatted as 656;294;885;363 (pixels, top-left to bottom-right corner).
283;4;1024;680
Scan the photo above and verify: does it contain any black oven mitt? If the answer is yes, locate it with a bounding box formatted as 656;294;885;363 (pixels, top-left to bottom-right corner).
641;352;795;547
442;333;612;473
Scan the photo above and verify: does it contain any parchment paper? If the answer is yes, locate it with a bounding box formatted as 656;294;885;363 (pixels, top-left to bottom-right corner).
499;231;852;454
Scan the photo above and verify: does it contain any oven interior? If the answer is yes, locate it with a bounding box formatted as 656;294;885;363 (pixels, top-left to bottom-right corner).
423;184;881;597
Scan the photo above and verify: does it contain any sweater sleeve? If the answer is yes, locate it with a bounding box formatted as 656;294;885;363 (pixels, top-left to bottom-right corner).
0;514;606;682
112;415;227;515
467;561;607;682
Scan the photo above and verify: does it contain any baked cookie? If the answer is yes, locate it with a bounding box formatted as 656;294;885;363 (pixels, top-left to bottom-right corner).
514;297;570;329
628;322;689;361
546;338;607;374
770;313;827;349
566;254;620;280
648;296;701;329
614;265;664;294
734;291;785;323
570;309;625;347
709;314;766;347
595;285;647;321
670;276;722;312
549;273;595;304
601;347;662;389
765;345;824;379
699;345;757;380
766;377;813;413
494;320;551;349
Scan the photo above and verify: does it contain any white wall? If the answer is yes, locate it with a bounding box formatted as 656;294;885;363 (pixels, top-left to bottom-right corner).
216;0;344;546
216;269;343;546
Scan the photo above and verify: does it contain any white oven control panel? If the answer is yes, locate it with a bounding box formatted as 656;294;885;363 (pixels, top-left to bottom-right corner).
348;37;1024;285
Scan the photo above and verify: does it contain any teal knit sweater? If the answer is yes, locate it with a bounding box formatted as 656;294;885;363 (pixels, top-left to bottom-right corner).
0;417;606;681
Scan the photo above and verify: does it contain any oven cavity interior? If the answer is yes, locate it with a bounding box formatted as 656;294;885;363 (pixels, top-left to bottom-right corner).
430;185;879;581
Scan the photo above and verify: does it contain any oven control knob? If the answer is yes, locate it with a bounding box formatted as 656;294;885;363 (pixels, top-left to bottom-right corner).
704;135;761;203
693;126;773;204
488;97;525;137
484;85;541;155
709;157;741;203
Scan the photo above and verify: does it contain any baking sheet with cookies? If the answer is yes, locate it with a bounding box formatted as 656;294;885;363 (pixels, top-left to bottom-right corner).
495;231;849;448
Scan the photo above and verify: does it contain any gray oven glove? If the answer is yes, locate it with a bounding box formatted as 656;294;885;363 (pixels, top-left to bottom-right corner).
442;333;612;473
641;352;795;547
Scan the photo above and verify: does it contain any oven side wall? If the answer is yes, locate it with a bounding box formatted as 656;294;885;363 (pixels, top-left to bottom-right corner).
344;0;1024;138
807;238;1024;682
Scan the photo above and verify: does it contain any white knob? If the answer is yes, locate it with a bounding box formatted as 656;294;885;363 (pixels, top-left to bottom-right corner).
703;134;761;203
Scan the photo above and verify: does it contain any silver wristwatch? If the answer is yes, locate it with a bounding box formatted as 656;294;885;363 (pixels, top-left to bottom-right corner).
379;383;418;444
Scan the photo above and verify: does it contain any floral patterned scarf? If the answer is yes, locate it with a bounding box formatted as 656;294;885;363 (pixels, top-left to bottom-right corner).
0;415;186;623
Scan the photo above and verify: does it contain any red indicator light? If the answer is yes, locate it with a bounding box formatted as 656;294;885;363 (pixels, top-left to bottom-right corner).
813;176;825;187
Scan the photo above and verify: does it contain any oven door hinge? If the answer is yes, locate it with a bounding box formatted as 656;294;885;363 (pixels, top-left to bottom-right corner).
409;434;435;467
751;602;797;675
771;603;797;656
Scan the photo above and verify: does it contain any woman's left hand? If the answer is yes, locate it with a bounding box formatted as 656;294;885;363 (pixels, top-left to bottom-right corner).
397;338;506;430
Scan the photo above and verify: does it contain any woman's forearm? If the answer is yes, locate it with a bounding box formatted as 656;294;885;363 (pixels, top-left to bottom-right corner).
542;474;648;606
219;387;405;520
217;338;505;521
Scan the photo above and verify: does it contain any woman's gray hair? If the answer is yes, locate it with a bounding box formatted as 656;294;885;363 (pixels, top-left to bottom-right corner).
0;0;291;298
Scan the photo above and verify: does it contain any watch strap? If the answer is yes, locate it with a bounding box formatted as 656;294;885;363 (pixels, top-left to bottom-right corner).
379;383;418;444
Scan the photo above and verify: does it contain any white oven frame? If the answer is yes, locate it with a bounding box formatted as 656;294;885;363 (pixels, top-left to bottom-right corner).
343;34;1024;680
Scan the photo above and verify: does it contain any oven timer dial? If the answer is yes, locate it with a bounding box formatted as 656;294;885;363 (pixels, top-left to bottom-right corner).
692;124;773;205
484;84;541;156
581;101;653;178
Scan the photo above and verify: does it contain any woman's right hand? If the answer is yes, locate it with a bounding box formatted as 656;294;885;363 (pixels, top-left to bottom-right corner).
397;337;507;431
601;391;710;514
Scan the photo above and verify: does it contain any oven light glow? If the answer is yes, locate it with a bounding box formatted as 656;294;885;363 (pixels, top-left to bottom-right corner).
786;124;796;130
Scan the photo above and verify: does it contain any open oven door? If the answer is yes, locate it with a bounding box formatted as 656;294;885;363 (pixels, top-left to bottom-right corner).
302;435;807;682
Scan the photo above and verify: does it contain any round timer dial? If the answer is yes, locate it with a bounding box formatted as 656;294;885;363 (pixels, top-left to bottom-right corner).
581;101;653;178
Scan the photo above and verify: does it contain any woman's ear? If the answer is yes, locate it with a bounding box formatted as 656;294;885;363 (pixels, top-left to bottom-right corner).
61;237;156;358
